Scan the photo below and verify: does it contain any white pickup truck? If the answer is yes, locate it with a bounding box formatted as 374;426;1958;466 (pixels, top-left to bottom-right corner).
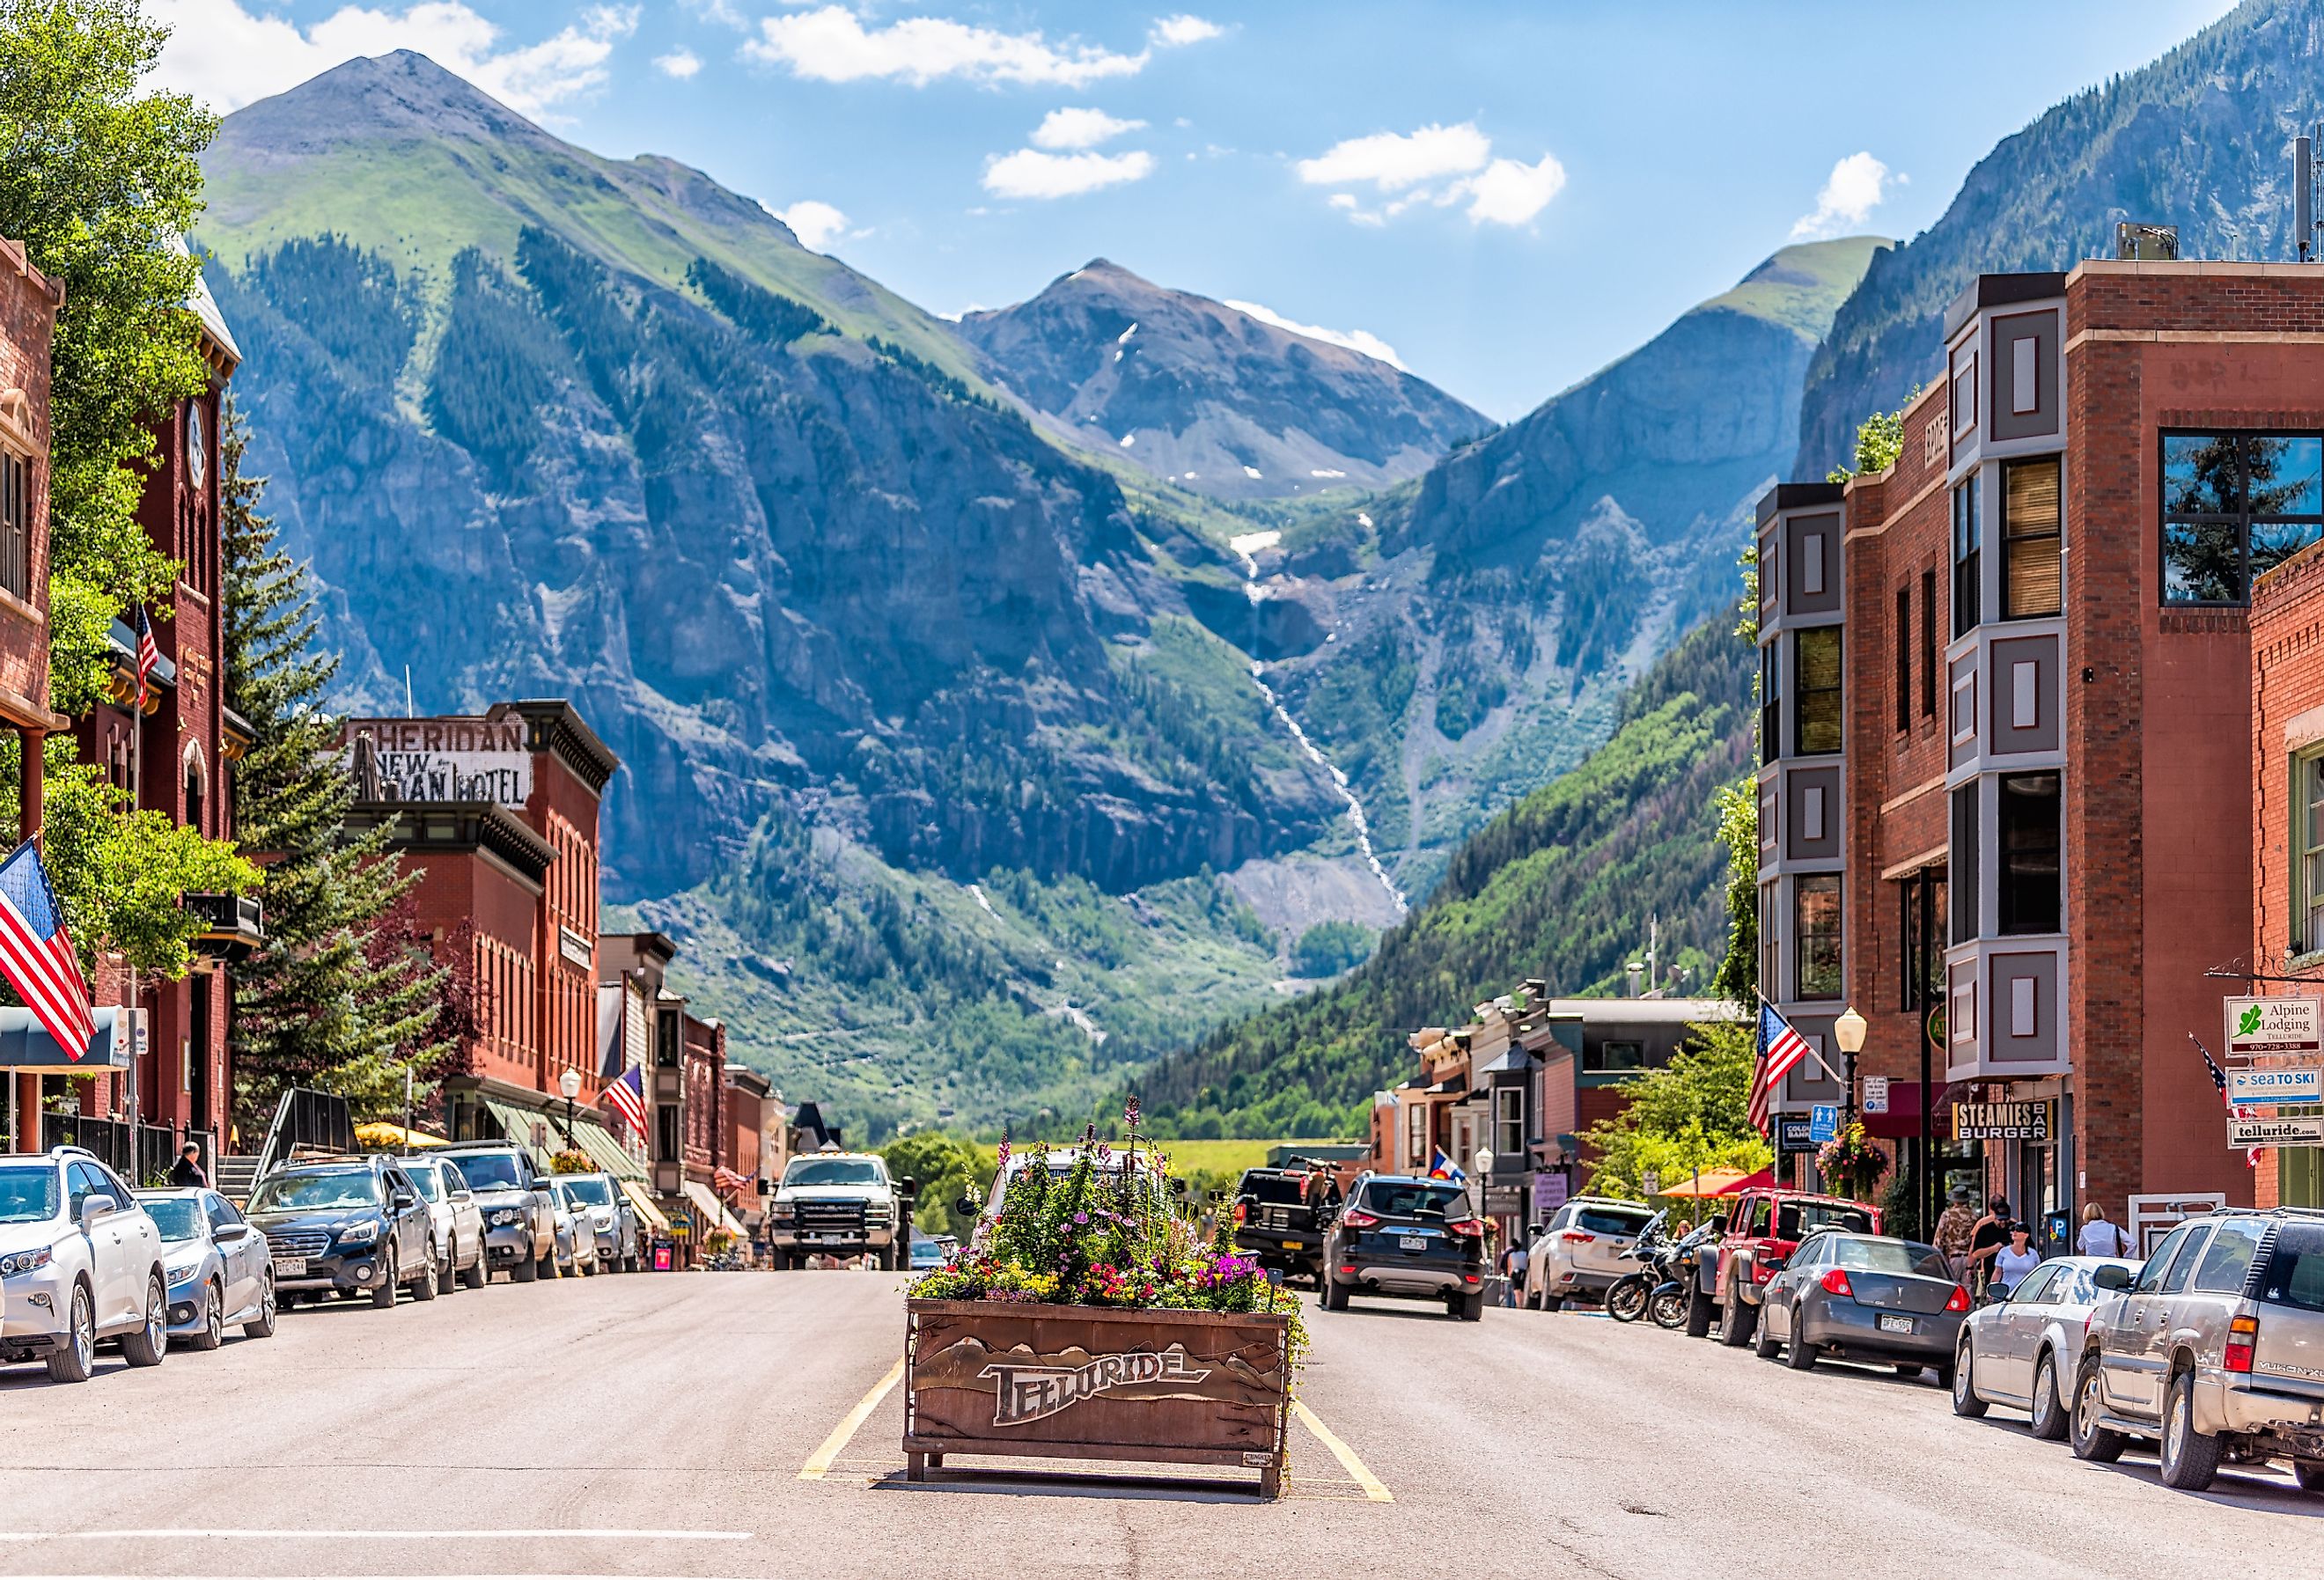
768;1153;909;1269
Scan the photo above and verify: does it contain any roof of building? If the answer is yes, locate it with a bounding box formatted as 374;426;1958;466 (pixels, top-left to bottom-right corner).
1544;996;1748;1025
169;236;240;371
1942;270;2067;341
1755;481;1848;526
343;799;555;886
499;700;619;794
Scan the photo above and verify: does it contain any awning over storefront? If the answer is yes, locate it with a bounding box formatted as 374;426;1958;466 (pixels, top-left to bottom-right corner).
681;1179;748;1238
482;1099;555;1168
0;1007;133;1072
569;1117;646;1182
620;1179;669;1232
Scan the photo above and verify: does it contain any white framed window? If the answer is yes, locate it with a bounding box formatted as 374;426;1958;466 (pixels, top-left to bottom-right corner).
1495;1087;1523;1158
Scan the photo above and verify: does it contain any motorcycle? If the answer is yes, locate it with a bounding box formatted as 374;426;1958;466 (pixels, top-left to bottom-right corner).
1648;1223;1722;1330
1602;1209;1671;1323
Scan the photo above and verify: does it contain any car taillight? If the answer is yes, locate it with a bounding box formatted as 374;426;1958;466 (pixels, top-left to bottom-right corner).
1448;1218;1486;1238
2226;1313;2259;1374
1945;1285;1971;1313
1820;1268;1853;1298
1342;1209;1380;1229
1232;1202;1247;1224
1557;1230;1595;1244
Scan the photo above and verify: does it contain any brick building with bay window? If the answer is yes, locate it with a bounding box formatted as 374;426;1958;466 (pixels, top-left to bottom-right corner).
1757;257;2324;1241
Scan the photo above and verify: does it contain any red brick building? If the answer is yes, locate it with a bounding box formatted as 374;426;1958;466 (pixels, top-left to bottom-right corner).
1758;258;2324;1240
0;234;69;1152
342;702;617;1155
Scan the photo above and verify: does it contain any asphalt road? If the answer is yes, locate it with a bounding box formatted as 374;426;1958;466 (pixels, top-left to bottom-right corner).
2;1270;2320;1578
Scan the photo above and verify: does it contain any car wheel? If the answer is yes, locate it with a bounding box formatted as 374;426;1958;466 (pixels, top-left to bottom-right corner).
1951;1341;1989;1417
2028;1350;2069;1441
1785;1323;1818;1371
1720;1284;1758;1348
1320;1270;1348;1312
2070;1356;2127;1463
460;1249;486;1290
540;1246;559;1281
1754;1310;1781;1360
372;1248;400;1309
44;1281;94;1383
2159;1369;2223;1491
2293;1459;2324;1493
188;1280;224;1351
1460;1290;1485;1321
244;1274;277;1340
511;1251;538;1283
120;1275;167;1367
438;1238;459;1293
1541;1293;1565;1313
1685;1282;1715;1339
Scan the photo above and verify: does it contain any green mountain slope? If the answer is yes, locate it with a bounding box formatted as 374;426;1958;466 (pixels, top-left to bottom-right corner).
1141;612;1754;1137
1796;0;2309;474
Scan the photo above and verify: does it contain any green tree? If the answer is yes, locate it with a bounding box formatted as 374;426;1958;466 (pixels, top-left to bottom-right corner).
0;0;217;715
1580;1020;1772;1198
218;396;447;1128
1292;920;1373;978
880;1131;997;1238
1710;778;1757;1007
1826;384;1923;485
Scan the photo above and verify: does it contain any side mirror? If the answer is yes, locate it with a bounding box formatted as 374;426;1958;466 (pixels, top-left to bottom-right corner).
2092;1263;2133;1291
452;1189;474;1204
899;1177;918;1197
80;1194;115;1231
530;1179;555;1194
214;1222;250;1243
392;1191;416;1211
1760;1255;1787;1275
1526;1224;1544;1238
953;1194;980;1218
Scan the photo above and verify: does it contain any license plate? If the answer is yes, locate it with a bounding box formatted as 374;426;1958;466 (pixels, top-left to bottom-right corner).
1878;1313;1915;1335
1283;1239;1304;1250
272;1257;306;1278
1399;1235;1427;1251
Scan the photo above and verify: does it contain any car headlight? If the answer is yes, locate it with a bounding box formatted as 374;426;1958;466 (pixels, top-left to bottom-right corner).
491;1209;518;1226
0;1245;53;1277
336;1220;379;1247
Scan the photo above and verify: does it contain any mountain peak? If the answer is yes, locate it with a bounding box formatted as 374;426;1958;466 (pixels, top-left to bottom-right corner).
217;49;551;160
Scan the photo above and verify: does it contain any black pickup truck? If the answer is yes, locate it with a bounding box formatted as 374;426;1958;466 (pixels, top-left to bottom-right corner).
1229;1167;1332;1284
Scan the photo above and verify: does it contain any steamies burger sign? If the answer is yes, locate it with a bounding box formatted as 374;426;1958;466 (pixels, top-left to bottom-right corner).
342;717;531;806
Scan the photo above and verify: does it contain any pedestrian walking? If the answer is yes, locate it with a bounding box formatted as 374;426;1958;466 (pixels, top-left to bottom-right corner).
2078;1201;2132;1258
1991;1221;2041;1298
1504;1238;1529;1307
1966;1195;2011;1296
1931;1186;1976;1278
167;1142;207;1189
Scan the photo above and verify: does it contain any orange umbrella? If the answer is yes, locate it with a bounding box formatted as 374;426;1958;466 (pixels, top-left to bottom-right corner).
1654;1166;1775;1199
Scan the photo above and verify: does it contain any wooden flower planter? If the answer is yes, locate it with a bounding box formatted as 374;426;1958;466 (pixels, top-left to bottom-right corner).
902;1297;1292;1497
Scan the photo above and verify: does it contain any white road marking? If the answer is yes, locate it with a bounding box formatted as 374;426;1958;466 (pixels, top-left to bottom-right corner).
798;1354;906;1480
1292;1400;1393;1503
18;1530;750;1542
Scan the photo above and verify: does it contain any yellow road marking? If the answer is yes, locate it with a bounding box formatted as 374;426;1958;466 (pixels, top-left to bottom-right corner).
1292;1400;1392;1503
798;1356;905;1481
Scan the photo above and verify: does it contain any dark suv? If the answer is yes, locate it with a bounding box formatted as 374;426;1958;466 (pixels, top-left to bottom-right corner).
1318;1172;1489;1320
437;1144;558;1282
244;1156;437;1310
1229;1167;1327;1284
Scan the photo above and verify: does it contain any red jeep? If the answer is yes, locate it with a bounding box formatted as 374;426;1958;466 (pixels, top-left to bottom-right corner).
1688;1187;1880;1344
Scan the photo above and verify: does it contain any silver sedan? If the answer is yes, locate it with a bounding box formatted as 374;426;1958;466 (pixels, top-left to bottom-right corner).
1952;1253;2138;1437
133;1189;276;1350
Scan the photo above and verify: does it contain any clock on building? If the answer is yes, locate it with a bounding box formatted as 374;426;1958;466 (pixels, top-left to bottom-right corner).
186;403;207;489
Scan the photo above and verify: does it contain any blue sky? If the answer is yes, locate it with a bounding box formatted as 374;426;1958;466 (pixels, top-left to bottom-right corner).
155;0;2240;420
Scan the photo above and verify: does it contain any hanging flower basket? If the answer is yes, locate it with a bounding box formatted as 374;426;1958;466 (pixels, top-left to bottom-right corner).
901;1109;1303;1497
1815;1122;1889;1202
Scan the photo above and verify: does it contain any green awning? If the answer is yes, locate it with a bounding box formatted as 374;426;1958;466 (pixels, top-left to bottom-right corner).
570;1117;646;1182
482;1099;555;1169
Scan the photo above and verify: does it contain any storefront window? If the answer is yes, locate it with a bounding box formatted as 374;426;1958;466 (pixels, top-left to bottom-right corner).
2162;432;2324;605
1794;875;1842;1000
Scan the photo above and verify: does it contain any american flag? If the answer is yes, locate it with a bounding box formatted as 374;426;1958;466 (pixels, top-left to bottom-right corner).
129;606;158;709
2192;1033;2262;1168
602;1065;647;1135
0;841;93;1059
714;1166;752;1194
1751;1002;1814;1136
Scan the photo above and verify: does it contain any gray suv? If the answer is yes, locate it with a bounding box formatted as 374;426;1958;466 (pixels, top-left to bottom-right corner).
435;1145;558;1282
2070;1207;2324;1491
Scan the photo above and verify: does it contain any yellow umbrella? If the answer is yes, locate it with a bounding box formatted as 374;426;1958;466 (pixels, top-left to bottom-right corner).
357;1121;448;1150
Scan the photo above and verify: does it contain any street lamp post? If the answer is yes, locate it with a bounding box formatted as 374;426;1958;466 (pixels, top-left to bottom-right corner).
1834;1006;1868;1127
1473;1146;1496;1296
559;1066;582;1148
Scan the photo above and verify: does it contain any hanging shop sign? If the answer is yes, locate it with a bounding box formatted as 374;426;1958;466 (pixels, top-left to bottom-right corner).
1776;1115;1815;1154
2224;996;2324;1062
342;717;533;806
1953;1099;2055;1142
2227;1066;2324;1104
2229;1114;2324;1149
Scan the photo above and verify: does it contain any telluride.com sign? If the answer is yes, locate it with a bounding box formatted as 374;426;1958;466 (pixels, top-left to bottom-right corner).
342;718;531;807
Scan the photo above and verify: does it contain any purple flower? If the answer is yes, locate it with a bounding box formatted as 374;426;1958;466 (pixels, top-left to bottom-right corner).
1073;1211;1089;1224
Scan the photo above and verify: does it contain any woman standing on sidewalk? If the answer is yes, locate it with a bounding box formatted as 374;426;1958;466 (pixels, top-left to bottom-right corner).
1990;1222;2041;1299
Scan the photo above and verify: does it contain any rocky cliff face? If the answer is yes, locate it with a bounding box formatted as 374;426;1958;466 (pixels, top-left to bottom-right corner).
954;260;1487;501
201;55;1342;908
1796;0;2315;475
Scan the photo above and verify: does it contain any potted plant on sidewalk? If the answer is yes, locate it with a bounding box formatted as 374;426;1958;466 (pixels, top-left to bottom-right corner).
901;1100;1305;1496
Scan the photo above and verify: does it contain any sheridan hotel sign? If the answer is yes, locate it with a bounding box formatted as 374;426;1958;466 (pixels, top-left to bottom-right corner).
343;717;532;806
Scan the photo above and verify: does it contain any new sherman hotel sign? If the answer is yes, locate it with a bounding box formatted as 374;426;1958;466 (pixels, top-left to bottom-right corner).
343;717;532;806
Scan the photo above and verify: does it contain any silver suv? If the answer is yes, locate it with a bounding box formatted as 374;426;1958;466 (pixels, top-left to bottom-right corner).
1525;1197;1658;1311
2070;1207;2324;1491
0;1147;168;1382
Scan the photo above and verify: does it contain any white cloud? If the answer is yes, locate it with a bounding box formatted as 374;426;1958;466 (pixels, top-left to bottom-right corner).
1150;14;1222;47
743;5;1147;87
1791;151;1896;240
1225;299;1409;372
1032;107;1145;150
655;47;702;78
1295;121;1490;191
771;199;852;251
982;147;1155;200
1452;153;1566;226
147;0;638;117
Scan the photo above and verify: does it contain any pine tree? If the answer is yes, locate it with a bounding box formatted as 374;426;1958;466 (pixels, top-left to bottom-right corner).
218;396;449;1128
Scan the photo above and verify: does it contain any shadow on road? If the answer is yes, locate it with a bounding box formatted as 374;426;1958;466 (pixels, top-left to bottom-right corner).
871;1466;1270;1503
